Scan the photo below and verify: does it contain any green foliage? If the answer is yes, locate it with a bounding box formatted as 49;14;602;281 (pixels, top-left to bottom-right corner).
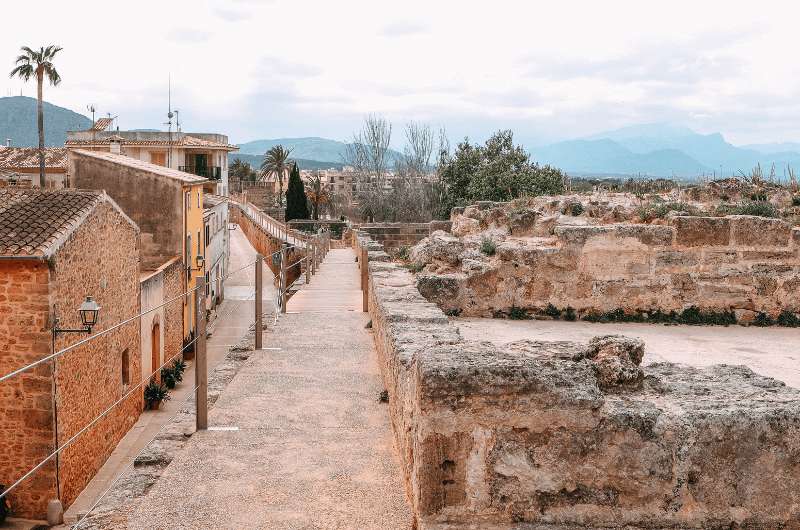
752;312;775;327
172;359;186;379
508;305;529;320
439;130;565;212
0;484;8;523
285;163;310;222
723;201;779;218
566;202;584;216
144;380;170;407
792;196;800;207
544;303;561;319
637;202;699;222
750;191;768;202
160;367;177;389
403;262;425;273
777;311;800;327
480;236;497;256
396;246;410;261
563;306;577;321
583;306;736;326
444;308;462;317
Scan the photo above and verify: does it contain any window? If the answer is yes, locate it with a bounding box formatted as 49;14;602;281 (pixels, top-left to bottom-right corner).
205;272;210;296
205;225;210;246
151;152;166;166
197;191;201;209
121;348;130;389
186;191;191;210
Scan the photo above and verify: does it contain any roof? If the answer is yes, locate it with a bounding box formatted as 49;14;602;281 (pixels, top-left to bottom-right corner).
65;135;238;150
0;147;67;171
203;194;228;209
90;117;114;131
71;149;208;185
0;189;110;257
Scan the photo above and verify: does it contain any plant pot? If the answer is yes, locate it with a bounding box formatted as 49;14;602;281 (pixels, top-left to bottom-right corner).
149;400;161;411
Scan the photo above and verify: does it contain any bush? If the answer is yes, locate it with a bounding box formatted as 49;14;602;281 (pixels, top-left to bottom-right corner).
777;311;800;327
508;305;528;320
480;237;497;256
727;201;779;218
144;380;170;408
403;262;424;273
172;358;187;378
792;196;800;207
637;202;698;222
564;306;577;321
752;312;775;327
544;303;561;319
396;246;410;261
160;367;177;389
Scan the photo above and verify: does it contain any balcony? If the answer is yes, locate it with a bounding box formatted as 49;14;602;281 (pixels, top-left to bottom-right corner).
179;166;222;180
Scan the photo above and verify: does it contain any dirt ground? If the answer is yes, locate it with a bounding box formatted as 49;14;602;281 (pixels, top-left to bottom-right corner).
455;317;800;389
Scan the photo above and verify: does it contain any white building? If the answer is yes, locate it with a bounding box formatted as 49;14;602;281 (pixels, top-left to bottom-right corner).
203;194;230;309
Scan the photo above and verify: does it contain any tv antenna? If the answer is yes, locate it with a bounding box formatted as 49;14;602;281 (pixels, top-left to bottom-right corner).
164;75;174;166
87;104;96;126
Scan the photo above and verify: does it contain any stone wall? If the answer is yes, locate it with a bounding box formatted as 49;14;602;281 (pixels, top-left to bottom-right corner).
357;231;800;528
0;260;58;518
230;205;302;287
358;221;451;256
140;258;184;382
161;259;185;365
49;200;143;510
415;204;800;322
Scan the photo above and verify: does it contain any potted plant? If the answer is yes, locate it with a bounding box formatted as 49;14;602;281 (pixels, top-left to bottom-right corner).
0;484;10;523
160;366;177;389
172;358;186;382
144;380;170;410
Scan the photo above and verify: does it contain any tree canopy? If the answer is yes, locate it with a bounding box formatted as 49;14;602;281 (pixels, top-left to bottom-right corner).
285;163;310;222
439;130;565;212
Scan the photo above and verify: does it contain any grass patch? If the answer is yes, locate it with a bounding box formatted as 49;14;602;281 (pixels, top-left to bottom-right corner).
721;201;779;218
582;306;736;326
636;202;700;222
403;262;425;273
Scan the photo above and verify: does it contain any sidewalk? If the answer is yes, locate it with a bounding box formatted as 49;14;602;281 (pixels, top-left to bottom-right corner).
64;226;276;523
122;248;413;529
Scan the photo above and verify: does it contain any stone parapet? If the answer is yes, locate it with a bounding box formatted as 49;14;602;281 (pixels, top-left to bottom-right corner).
358;231;800;528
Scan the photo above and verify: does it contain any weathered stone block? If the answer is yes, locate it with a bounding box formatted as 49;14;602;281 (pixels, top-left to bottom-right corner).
729;215;791;247
672;216;730;247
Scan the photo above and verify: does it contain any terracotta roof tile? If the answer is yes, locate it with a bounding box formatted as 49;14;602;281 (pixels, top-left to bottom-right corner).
65;135;237;150
0;147;67;170
0;189;103;257
71;149;208;184
90;117;114;131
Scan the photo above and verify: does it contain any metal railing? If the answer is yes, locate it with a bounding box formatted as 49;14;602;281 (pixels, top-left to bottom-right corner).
179;165;222;180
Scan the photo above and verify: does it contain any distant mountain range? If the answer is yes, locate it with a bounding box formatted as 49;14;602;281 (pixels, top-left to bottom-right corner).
236;137;404;167
533;123;800;178
0;96;91;146
229;152;345;171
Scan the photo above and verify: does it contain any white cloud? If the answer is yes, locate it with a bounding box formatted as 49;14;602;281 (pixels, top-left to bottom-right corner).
1;0;799;145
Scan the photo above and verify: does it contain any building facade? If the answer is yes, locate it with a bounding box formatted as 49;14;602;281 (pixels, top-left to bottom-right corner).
65;127;237;196
0;189;141;518
203;194;229;309
69;149;206;352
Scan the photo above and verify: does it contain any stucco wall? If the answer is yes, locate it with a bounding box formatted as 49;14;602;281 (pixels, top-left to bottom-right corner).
49;200;142;510
0;260;58;518
70;151;184;270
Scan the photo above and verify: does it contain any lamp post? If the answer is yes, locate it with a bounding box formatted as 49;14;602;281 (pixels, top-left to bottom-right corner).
48;296;101;525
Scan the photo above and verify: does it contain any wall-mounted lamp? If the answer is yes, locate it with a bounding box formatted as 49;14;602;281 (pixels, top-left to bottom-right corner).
53;296;102;339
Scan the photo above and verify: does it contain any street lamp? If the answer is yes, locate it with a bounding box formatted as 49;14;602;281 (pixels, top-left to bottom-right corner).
53;296;102;339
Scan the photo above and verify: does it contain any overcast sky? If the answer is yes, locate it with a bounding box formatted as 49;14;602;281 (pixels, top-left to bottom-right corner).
0;0;798;147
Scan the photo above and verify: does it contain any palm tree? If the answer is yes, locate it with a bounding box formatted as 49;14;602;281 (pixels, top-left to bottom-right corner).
9;45;63;188
306;172;331;220
259;145;293;206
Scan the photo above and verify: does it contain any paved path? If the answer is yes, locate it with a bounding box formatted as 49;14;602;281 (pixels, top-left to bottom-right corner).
125;248;412;529
64;226;276;524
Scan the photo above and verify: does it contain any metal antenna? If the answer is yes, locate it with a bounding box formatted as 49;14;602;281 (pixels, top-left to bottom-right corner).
87;104;96;126
166;74;174;167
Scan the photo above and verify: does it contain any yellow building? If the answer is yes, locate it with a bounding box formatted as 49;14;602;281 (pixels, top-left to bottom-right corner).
69;149;208;345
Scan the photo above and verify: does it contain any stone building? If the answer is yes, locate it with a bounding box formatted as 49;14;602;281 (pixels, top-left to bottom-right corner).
69;149;206;362
0;147;68;188
0;189;141;519
65;124;237;196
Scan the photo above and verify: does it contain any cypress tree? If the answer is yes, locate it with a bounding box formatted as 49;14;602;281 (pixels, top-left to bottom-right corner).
285;163;310;222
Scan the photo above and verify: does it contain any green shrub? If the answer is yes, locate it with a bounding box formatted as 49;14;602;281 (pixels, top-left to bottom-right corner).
637;202;698;222
792;196;800;207
396;246;410;261
727;201;779;218
752;312;775;327
777;311;800;327
564;306;577;321
144;380;170;408
544;303;561;319
750;191;768;202
172;358;187;377
160;367;177;389
403;262;424;273
508;305;528;320
480;237;497;256
562;202;584;216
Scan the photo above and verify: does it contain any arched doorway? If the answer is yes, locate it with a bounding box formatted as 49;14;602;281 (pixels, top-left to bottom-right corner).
151;320;161;382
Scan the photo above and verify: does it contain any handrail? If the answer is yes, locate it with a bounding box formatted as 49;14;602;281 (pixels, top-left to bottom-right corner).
230;196;325;250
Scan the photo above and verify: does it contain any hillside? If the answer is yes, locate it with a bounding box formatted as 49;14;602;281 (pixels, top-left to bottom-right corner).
229;153;345;171
535;123;800;178
0;96;91;146
237;136;403;166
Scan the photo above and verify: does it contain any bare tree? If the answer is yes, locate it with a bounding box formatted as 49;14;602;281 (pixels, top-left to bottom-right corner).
344;114;393;216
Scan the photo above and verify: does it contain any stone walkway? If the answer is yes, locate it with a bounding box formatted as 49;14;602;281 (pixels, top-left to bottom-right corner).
64;226;276;524
124;248;413;529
